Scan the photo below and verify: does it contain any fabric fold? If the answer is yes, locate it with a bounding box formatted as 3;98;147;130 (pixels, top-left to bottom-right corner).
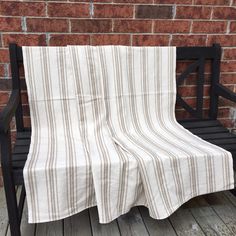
68;46;145;223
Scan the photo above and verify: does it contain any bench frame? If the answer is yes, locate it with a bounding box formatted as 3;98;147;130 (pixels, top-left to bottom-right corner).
0;43;235;236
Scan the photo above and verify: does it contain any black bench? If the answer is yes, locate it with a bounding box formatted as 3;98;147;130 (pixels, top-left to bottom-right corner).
0;43;235;236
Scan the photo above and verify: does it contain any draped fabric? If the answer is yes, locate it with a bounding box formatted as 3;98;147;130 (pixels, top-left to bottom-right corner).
23;46;234;224
91;46;234;218
22;47;96;223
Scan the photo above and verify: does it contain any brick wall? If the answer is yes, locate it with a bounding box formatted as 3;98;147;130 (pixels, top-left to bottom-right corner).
0;0;236;186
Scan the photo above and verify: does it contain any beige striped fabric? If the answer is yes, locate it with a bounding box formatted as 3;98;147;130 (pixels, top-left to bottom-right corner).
23;46;144;223
23;45;234;224
22;47;98;223
69;45;234;220
68;46;145;223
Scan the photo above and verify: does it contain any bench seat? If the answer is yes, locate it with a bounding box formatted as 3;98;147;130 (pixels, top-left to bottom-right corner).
11;119;236;186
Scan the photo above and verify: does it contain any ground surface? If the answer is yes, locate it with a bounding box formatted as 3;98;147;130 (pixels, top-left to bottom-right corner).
1;187;236;236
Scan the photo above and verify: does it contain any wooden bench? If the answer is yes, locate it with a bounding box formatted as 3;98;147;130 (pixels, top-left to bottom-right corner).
0;43;235;236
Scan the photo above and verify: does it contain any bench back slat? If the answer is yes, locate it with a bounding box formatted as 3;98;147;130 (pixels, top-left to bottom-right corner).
176;44;221;120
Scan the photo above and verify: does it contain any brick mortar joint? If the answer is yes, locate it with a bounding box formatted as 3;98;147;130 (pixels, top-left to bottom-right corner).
226;21;231;34
0;16;234;22
173;4;177;19
2;32;236;36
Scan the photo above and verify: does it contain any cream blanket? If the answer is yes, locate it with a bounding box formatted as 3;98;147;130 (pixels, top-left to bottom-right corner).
23;46;234;224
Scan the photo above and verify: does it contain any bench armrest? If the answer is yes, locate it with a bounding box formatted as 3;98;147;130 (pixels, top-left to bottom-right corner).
0;89;20;134
215;84;236;103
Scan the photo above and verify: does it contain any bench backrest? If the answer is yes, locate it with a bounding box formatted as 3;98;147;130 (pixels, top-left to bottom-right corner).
8;43;221;132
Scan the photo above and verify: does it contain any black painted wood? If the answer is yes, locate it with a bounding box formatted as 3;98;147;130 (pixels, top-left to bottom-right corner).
9;44;24;132
0;131;21;236
188;126;229;135
198;132;236;140
209;44;221;119
13;146;30;154
215;84;236;103
0;90;20;133
179;120;221;129
16;132;31;139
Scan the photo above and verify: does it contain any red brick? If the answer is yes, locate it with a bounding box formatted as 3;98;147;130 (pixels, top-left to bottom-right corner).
0;49;9;63
18;67;25;78
47;3;89;18
69;0;91;1
21;79;27;90
0;65;5;77
3;34;46;47
230;22;236;33
194;0;230;5
177;61;204;74
0;80;11;90
178;86;205;97
49;34;90;46
220;73;236;84
91;34;130;45
154;20;190;33
23;105;30;116
176;6;211;19
0;17;22;32
192;21;227;33
219;96;235;108
221;61;236;72
213;7;236;19
70;0;112;1
27;18;68;33
155;0;192;3
204;86;210;97
69;0;101;2
218;119;234;128
172;35;206;46
23;116;31;128
71;19;112;33
113;20;152;33
132;35;170;46
176;97;196;109
94;4;133;18
176;61;192;73
176;97;210;109
207;35;236;47
0;1;45;16
11;130;17;143
21;92;28;105
0;92;9;105
179;73;208;86
114;0;153;3
223;48;236;60
176;61;212;74
175;110;193;120
218;107;230;118
135;5;173;19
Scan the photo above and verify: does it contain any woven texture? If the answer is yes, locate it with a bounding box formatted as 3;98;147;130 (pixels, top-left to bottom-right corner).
23;46;234;224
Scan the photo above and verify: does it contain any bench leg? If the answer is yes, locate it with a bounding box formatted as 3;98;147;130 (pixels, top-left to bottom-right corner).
3;173;21;236
230;188;236;196
1;131;21;236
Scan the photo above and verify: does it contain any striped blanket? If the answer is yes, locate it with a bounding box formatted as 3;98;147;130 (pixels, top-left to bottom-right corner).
23;46;234;224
